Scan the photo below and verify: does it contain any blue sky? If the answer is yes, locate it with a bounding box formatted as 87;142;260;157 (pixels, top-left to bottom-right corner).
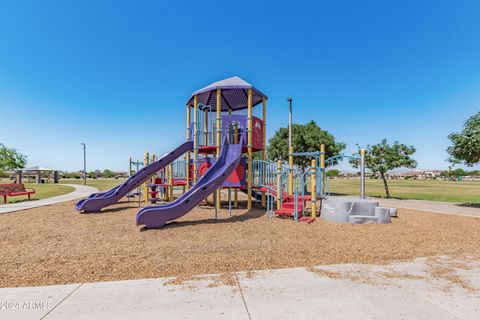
1;0;479;172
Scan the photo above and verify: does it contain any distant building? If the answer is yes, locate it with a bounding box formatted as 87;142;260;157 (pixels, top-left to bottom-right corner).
398;169;445;180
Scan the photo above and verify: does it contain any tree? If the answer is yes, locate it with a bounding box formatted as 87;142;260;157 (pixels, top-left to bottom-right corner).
351;139;417;198
88;171;99;179
447;112;480;166
102;169;116;178
326;169;340;178
267;121;346;169
450;168;468;177
0;143;27;170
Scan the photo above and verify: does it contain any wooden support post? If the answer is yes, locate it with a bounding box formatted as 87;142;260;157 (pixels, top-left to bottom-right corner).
234;190;238;208
288;146;294;195
247;89;253;210
168;163;173;201
144;152;149;203
186;104;191;189
276;160;282;210
311;159;317;217
163;166;168;201
193;95;198;184
261;97;267;208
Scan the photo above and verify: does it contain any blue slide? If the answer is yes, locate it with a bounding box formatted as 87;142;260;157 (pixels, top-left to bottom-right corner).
136;139;242;229
75;141;193;212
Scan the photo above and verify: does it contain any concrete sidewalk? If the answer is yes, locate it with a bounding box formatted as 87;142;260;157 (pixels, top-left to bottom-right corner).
1;257;478;320
377;197;480;218
0;184;98;214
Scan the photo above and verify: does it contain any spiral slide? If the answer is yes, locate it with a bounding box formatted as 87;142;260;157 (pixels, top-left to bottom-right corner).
75;141;193;212
136;140;242;229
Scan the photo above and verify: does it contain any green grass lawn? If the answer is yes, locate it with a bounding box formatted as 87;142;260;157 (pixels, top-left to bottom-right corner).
60;178;126;191
4;177;478;204
0;182;75;204
328;178;480;203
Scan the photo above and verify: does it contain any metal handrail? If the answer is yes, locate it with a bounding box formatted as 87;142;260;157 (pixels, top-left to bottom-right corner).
325;154;360;166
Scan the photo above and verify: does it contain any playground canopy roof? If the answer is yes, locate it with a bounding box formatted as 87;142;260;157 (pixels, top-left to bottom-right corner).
186;76;267;111
18;166;56;172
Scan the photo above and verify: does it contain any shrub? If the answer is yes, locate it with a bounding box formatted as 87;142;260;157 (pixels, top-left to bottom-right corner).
102;169;116;178
0;170;10;178
326;169;340;178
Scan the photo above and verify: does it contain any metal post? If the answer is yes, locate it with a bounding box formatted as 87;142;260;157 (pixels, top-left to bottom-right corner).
288;146;294;195
320;144;325;195
128;157;132;178
216;89;222;210
80;143;86;185
287;98;293;195
360;149;366;199
287;98;292;150
128;157;132;203
233;121;239;208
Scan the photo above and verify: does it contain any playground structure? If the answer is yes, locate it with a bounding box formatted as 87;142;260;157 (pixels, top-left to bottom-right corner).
75;76;393;227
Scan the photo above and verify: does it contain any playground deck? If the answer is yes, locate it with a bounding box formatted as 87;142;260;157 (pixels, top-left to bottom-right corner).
0;194;479;288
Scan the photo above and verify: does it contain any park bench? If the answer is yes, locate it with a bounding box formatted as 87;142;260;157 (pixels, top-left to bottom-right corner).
0;183;36;204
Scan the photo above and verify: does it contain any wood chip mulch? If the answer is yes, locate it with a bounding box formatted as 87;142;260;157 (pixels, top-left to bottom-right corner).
1;195;479;288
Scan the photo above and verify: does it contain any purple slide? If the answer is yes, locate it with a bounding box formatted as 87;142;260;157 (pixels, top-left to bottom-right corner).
136;139;242;229
75;141;193;212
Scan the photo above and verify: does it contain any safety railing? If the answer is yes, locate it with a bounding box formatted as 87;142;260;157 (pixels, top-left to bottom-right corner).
171;159;187;178
294;167;312;221
195;104;218;147
252;160;277;189
224;120;243;145
317;167;331;199
290;165;331;221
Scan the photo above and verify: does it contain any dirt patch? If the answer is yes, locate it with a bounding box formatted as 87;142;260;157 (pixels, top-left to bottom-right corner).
308;257;478;293
163;272;237;289
0;195;480;288
426;257;477;293
307;267;344;280
308;267;383;285
378;272;425;281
